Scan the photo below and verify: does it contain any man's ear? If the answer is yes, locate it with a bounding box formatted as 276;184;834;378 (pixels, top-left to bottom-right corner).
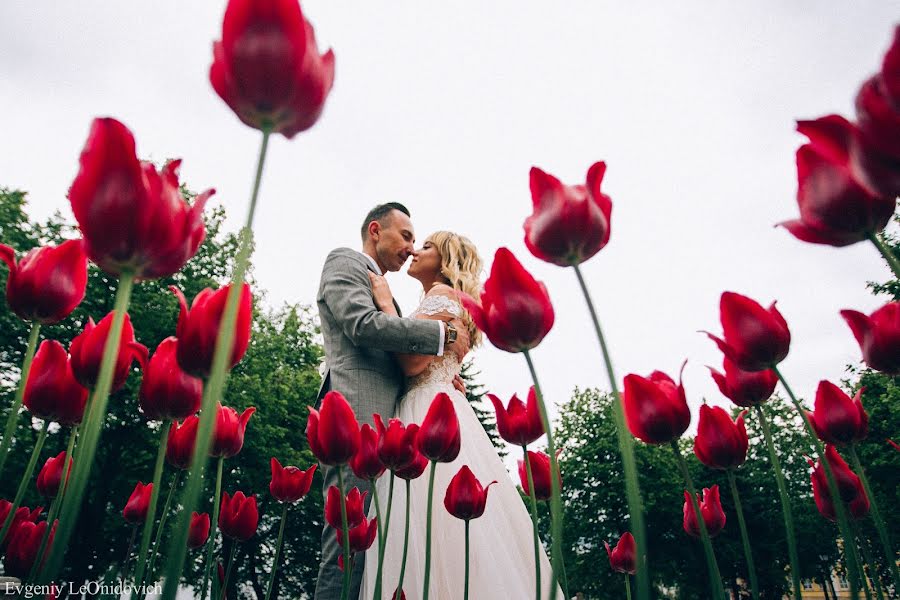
368;220;381;241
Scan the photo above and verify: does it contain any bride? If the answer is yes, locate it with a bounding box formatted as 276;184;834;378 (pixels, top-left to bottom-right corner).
359;231;559;599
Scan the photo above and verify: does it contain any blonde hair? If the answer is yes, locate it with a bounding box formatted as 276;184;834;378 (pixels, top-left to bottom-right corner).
425;231;484;347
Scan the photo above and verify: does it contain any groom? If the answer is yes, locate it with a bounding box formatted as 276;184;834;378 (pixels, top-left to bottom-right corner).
314;202;469;599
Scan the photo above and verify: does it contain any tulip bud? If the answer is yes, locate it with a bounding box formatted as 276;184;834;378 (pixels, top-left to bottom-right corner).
488;388;544;447
459;248;554;353
171;284;253;378
24;340;88;426
0;240;87;324
324;486;367;530
350;424;385;481
0;502;42;550
623;365;691;445
334;516;378;553
708;357;777;407
219;491;259;541
307;392;360;466
841;302;900;375
807;445;870;522
36;452;72;498
211;403;256;458
123;482;153;524
693;405;749;470
807;381;868;446
683;485;726;538
524;162;612;267
269;458;316;503
139;337;203;421
188;512;210;549
373;414;419;472
68;118;213;280
167;417;199;470
605;532;637;575
69;312;147;392
417;393;461;463
210;0;335;138
443;465;496;521
3;519;56;578
705;292;791;372
517;450;561;501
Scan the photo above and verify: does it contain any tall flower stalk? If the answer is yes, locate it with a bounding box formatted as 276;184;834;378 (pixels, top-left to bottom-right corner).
522;447;541;600
0;419;49;543
422;460;438;600
396;479;412;599
726;469;759;600
143;470;182;594
0;322;41;477
201;456;227;600
867;233;900;279
132;423;171;593
337;468;352;600
264;504;289;600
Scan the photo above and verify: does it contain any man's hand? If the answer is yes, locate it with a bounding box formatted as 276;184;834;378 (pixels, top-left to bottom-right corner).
368;271;396;314
448;317;470;359
452;374;467;395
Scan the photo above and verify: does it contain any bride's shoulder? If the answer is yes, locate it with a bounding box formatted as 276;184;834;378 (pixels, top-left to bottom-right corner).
427;283;456;297
415;284;462;317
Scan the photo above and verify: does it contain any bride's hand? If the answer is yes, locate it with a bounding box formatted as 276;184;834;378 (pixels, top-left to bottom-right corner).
368;272;396;313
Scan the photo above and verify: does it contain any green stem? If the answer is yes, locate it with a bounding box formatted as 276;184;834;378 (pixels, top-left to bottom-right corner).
144;470;182;592
727;469;759;600
625;574;633;600
338;467;351;600
264;504;289;600
161;126;271;600
27;424;77;584
867;232;900;279
219;541;238;600
464;519;470;600
202;456;226;600
0;419;49;543
572;264;648;600
41;271;135;583
422;461;437;600
853;520;884;600
123;524;139;579
132;423;171;595
670;440;725;600
383;472;395;547
848;444;900;590
774;368;862;600
754;405;803;600
396;479;411;600
522;446;542;600
0;321;40;477
522;350;567;600
374;473;394;600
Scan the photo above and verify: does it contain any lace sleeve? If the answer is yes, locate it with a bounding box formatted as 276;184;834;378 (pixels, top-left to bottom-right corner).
412;294;462;318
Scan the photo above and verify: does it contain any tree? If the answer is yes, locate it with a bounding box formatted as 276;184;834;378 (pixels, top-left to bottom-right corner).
459;359;505;459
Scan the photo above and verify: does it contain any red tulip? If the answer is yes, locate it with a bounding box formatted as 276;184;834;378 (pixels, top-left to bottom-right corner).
269;457;316;503
139;337;203;421
123;482;153;524
807;381;868;446
334;516;378;553
705;292;791;372
459;248;554;353
778;115;894;246
306;391;360;466
807;445;869;521
517;450;561;501
623;365;691;445
68;118;213;279
373;414;419;472
0;240;87;324
854;26;900;197
211;403;256;458
3;519;56;579
708;357;778;407
219;490;259;541
488;387;544;447
841;302;900;375
69;311;147;392
524;162;612;267
392;590;406;600
36;452;72;498
23;340;88;426
444;465;496;521
604;532;637;575
693;405;749;470
683;485;726;538
209;0;335;138
394;449;429;481
350;424;385;481
325;486;366;530
166;416;199;469
417;393;461;463
0;502;42;549
171;284;253;378
188;512;210;549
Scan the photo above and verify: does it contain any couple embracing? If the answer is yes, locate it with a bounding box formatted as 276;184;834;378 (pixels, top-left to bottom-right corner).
314;203;558;599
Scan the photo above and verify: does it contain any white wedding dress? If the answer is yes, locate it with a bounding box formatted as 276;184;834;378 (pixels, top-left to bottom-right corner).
359;294;560;600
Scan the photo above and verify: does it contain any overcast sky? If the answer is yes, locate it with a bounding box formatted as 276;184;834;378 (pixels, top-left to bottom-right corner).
1;3;899;447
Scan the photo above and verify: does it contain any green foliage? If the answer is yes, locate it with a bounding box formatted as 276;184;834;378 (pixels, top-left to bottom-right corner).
459;359;505;459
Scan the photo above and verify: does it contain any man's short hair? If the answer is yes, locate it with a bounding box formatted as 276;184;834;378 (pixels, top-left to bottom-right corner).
360;202;411;242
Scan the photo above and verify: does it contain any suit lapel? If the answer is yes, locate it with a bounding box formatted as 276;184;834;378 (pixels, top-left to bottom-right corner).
364;259;403;317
